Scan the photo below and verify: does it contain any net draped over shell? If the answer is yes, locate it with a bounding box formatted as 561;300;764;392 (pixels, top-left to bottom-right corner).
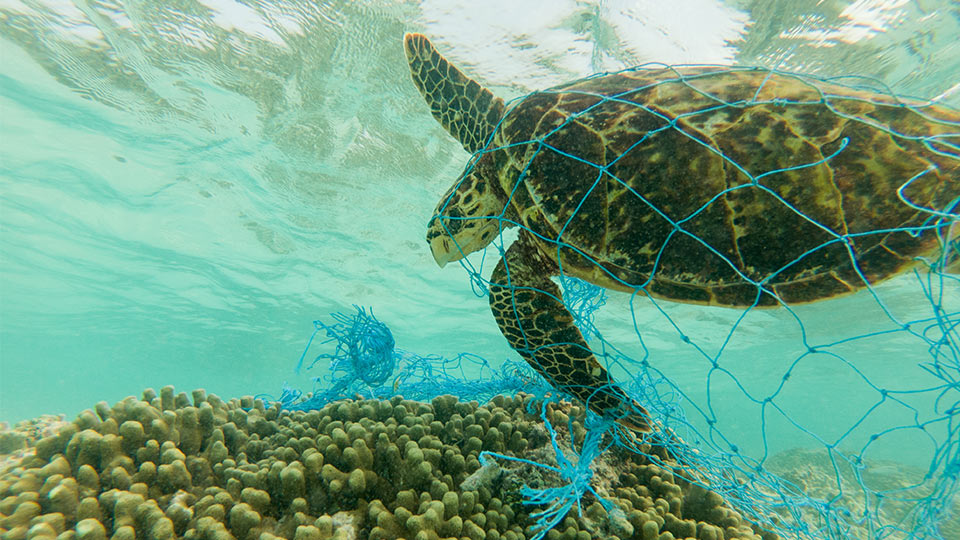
404;32;958;434
486;67;958;306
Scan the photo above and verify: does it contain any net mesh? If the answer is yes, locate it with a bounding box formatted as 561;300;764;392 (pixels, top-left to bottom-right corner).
279;65;959;540
435;65;959;540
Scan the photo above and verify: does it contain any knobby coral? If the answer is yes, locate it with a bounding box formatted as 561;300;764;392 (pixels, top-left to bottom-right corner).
0;387;772;540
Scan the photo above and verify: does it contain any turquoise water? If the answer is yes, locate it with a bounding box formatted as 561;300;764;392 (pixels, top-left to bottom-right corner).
1;0;959;511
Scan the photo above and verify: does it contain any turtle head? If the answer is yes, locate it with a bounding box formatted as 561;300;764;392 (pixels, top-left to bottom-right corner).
404;33;511;267
427;156;507;267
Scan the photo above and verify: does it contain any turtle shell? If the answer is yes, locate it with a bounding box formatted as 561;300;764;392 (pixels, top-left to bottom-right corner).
485;67;959;306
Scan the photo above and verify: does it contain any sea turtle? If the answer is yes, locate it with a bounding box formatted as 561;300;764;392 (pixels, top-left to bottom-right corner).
403;33;959;433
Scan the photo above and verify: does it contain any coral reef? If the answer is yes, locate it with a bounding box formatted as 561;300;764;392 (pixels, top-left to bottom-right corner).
1;415;70;474
0;387;773;539
764;448;960;540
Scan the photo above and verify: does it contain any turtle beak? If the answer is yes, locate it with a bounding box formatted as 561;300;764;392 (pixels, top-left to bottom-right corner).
429;236;457;268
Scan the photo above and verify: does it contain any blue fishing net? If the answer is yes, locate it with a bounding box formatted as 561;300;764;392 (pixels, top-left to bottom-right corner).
294;306;396;392
423;65;960;540
561;275;607;342
480;400;620;540
270;65;959;540
273;305;552;410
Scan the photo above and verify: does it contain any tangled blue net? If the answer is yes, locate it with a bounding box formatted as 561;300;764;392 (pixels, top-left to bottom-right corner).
294;306;396;390
425;64;960;540
480;401;619;540
273;305;553;410
561;275;607;342
270;65;959;540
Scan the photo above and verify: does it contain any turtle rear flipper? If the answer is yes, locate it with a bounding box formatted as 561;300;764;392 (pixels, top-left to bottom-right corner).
404;33;505;153
489;232;653;433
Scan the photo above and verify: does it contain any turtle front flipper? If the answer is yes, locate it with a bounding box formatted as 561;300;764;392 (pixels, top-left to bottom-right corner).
404;33;505;153
489;232;653;433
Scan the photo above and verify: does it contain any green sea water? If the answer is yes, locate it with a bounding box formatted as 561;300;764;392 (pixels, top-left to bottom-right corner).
1;0;959;489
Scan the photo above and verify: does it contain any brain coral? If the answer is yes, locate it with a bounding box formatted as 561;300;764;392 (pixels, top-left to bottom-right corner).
0;386;775;540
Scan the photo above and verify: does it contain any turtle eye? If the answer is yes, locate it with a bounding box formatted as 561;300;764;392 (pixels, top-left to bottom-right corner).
444;218;464;235
441;208;465;234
